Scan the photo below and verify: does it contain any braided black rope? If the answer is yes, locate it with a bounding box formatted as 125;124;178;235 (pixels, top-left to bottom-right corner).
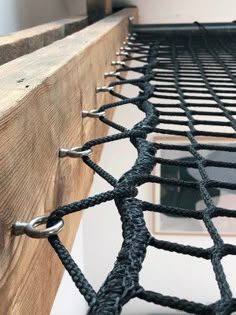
47;26;236;314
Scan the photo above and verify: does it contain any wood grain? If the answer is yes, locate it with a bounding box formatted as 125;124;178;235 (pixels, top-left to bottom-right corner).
0;16;88;66
0;8;138;315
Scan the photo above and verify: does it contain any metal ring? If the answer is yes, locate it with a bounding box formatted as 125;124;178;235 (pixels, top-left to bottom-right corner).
123;41;135;46
121;47;131;51
111;61;126;66
96;86;114;93
126;36;136;41
12;215;64;239
82;109;105;118
104;71;121;78
116;51;129;56
59;146;92;158
128;32;137;36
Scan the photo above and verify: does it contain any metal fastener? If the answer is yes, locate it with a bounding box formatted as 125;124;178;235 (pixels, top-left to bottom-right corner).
12;215;64;239
82;109;105;118
104;71;121;78
126;36;136;41
59;146;92;158
96;86;114;93
111;61;126;66
116;51;129;56
123;41;134;46
121;46;132;51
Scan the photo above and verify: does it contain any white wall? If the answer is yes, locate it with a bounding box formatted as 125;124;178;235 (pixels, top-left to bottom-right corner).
113;0;236;24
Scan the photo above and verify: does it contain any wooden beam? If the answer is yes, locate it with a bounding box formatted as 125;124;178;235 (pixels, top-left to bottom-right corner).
0;8;138;315
105;0;113;15
0;16;88;66
87;0;114;23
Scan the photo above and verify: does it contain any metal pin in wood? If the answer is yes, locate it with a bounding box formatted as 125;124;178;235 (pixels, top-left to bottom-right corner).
104;71;121;78
128;30;137;36
59;146;92;158
96;86;114;93
121;46;132;51
116;51;129;56
126;36;136;41
123;41;134;46
111;61;126;66
82;109;105;118
12;215;64;239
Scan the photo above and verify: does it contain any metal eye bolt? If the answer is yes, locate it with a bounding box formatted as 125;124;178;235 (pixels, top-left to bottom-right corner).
12;215;64;239
82;109;105;118
59;146;92;158
111;61;126;66
104;71;121;78
96;86;114;93
116;51;129;56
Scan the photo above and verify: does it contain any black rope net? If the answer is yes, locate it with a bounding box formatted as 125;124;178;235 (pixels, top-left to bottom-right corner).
47;25;236;314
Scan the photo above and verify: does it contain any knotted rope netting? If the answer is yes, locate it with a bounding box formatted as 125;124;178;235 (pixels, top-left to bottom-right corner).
47;24;236;314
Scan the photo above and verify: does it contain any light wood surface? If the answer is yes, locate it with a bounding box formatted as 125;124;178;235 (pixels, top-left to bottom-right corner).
0;8;138;315
0;16;88;66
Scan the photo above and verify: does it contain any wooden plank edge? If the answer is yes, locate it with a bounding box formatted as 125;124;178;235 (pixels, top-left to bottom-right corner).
0;8;138;117
0;7;138;315
0;16;88;66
